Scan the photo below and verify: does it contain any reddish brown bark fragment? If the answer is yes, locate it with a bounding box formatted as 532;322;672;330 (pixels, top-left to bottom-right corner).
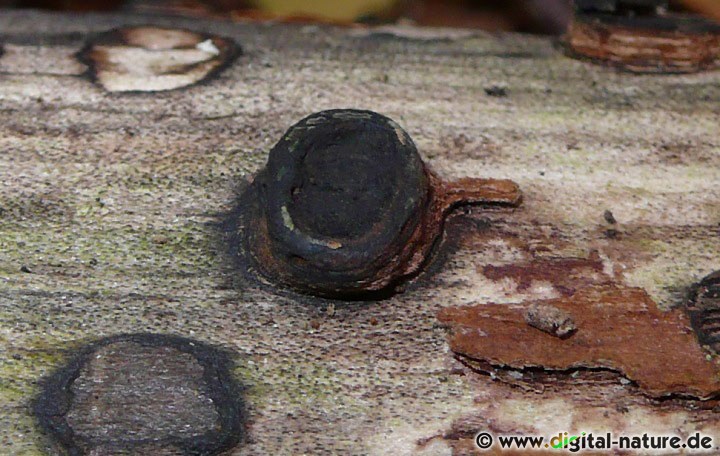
438;284;720;398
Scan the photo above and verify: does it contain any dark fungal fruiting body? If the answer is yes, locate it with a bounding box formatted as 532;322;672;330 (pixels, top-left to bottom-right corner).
249;109;427;298
687;271;720;353
34;333;245;456
244;109;521;298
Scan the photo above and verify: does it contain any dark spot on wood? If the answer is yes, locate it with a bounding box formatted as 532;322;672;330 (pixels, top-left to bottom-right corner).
687;271;720;353
603;209;617;224
77;26;240;93
604;228;620;239
34;333;246;455
484;85;507;97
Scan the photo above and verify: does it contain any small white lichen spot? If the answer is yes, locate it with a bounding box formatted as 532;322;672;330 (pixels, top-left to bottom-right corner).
196;39;220;56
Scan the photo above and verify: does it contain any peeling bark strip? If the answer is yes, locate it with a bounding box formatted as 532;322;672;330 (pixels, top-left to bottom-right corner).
78;26;239;92
34;334;245;456
236;109;521;298
437;284;720;398
566;14;720;73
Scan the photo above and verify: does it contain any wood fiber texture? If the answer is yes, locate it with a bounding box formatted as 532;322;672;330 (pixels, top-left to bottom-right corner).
0;10;719;455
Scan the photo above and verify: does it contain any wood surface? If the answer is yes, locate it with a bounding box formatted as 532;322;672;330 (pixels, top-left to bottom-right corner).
0;10;719;455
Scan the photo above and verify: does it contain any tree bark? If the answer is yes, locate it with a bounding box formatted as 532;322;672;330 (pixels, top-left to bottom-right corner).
0;10;719;455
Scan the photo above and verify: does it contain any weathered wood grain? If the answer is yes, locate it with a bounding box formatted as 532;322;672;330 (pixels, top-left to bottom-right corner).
0;10;719;455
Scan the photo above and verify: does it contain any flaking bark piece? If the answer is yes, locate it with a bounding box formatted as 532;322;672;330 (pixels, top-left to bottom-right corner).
437;284;720;398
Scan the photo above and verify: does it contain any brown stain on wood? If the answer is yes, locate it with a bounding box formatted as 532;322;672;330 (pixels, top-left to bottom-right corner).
437;284;720;398
481;251;606;296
